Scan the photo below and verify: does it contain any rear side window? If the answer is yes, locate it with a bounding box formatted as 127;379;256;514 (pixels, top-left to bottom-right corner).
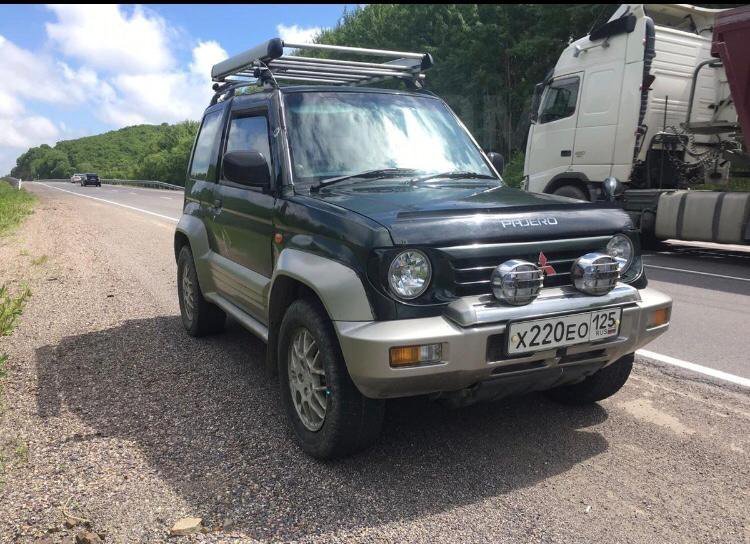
225;115;271;161
539;77;580;124
190;110;223;181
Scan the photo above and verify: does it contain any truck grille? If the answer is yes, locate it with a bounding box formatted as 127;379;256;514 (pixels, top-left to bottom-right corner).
439;236;611;298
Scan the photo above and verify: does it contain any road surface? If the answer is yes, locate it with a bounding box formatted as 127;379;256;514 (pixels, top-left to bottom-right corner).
32;181;750;381
0;180;747;542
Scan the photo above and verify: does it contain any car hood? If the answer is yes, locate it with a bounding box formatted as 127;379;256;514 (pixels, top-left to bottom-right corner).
306;181;632;245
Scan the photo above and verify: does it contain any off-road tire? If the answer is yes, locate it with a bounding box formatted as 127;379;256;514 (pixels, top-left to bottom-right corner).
278;298;385;459
546;353;634;405
553;185;588;201
177;245;225;336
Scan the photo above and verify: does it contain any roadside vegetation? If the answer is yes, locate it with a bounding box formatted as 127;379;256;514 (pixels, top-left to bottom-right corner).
0;179;36;407
10;121;197;185
0;180;36;237
0;284;32;405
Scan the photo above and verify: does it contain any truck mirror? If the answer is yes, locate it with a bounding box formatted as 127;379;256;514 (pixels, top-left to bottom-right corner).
530;82;545;123
223;150;271;188
602;176;624;202
486;151;505;174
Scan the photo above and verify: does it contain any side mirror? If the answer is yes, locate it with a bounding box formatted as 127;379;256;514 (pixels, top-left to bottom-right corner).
486;151;505;174
602;176;624;202
222;150;271;188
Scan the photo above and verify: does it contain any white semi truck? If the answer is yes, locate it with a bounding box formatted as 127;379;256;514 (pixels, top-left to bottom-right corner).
523;3;750;245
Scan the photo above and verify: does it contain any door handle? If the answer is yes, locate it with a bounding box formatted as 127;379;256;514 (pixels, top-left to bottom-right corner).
560;150;572;157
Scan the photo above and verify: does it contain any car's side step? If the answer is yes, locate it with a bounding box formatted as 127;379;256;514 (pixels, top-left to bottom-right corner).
205;293;269;343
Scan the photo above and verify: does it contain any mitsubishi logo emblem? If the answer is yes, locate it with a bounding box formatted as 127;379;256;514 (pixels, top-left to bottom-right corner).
538;252;556;276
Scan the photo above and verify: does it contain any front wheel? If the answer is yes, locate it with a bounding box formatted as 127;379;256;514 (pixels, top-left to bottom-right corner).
278;298;384;459
545;353;634;405
177;245;226;336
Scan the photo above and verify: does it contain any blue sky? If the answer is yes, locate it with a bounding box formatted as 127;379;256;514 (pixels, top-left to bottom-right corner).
0;4;355;174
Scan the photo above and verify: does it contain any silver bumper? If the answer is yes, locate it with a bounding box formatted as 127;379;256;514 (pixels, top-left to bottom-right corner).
335;285;672;399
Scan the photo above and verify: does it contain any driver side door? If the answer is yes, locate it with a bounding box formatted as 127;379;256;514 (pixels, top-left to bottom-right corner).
210;109;276;321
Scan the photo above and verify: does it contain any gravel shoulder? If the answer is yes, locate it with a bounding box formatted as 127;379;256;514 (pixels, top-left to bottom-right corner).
0;184;748;543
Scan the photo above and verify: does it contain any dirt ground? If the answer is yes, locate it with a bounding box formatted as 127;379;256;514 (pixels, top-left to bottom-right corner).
0;184;748;543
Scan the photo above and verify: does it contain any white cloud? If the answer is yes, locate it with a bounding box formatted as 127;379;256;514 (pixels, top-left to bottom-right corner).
190;40;227;77
45;4;174;74
0;34;88;106
0;115;59;149
277;23;321;45
0;35;72;173
96;40;227;126
0;9;229;173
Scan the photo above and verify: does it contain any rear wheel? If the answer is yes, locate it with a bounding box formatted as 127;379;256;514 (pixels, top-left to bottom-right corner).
552;184;588;201
546;353;634;405
278;298;384;459
177;245;225;336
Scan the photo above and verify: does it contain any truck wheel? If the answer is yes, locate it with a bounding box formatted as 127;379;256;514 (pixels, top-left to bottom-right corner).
278;298;385;459
553;185;588;201
545;353;633;405
177;245;225;336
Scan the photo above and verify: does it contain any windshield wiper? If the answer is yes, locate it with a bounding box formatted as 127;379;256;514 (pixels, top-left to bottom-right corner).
311;168;421;191
410;170;498;184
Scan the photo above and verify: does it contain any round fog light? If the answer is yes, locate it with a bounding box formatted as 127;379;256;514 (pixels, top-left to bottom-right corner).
491;260;544;305
571;252;619;295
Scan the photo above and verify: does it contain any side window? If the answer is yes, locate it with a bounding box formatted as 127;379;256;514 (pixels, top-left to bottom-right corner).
189;110;223;181
224;114;272;161
539;77;580;124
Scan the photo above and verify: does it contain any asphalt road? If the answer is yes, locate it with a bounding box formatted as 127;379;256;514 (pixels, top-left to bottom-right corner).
32;181;750;382
1;181;747;543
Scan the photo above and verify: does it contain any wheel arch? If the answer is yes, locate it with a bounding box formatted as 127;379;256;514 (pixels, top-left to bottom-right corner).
543;174;593;201
174;214;213;293
265;248;375;377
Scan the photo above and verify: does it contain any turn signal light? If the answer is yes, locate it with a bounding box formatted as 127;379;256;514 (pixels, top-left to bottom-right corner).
648;307;670;328
389;343;442;367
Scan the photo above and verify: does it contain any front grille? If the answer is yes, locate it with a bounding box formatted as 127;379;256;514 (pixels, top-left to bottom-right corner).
443;237;610;298
450;249;581;297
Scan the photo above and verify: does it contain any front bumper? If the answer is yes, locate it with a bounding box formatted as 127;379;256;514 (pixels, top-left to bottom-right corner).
335;284;671;399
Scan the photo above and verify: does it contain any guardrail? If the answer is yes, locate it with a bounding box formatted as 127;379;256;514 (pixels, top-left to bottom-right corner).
28;178;185;191
102;179;184;191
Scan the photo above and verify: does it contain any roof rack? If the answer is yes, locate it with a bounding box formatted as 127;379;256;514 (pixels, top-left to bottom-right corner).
210;38;433;89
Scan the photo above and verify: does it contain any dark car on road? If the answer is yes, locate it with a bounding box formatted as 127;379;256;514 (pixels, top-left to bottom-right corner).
80;173;101;187
174;39;673;459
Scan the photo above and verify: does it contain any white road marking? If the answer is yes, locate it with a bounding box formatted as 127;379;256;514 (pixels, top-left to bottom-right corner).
637;349;750;388
38;183;178;223
644;264;750;283
160;196;173;200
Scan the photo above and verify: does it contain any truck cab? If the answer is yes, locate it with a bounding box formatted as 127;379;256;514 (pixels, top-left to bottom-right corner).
174;38;672;459
524;3;738;200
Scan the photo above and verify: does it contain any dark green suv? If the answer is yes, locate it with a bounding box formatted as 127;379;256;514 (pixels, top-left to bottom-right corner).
174;40;672;459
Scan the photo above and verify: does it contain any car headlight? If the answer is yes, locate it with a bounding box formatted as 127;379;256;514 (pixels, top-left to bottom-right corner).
606;234;634;272
388;250;431;300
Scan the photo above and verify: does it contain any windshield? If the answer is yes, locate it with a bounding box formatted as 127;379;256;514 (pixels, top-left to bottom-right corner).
283;91;496;185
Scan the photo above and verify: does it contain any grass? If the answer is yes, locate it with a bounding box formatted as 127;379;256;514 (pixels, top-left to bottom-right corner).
0;180;36;237
31;255;48;266
0;284;32;410
692;176;750;192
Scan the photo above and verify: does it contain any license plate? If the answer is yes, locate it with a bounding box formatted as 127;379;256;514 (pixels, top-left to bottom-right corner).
507;308;622;355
